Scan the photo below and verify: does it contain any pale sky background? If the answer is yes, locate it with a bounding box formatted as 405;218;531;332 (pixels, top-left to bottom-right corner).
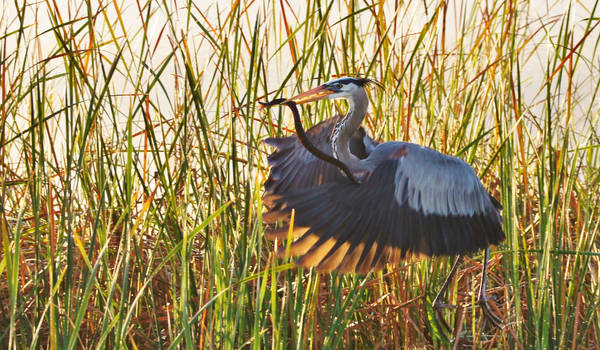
1;0;598;172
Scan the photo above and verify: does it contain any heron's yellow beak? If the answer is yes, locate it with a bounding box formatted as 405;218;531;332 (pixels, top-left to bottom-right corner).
287;85;334;104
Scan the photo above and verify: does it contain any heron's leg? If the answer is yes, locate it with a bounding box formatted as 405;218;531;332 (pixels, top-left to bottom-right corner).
478;248;503;328
433;255;463;309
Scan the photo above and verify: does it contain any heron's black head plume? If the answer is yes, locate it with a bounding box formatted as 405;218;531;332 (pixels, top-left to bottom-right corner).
324;77;382;89
355;77;383;90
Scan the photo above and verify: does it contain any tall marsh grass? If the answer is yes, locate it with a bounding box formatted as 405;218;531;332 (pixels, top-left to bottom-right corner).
1;0;599;348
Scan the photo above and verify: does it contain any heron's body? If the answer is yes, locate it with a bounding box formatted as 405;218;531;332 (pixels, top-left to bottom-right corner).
264;137;504;272
260;77;505;326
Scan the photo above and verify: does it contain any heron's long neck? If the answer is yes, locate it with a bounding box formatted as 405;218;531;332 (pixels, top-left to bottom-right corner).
331;88;369;170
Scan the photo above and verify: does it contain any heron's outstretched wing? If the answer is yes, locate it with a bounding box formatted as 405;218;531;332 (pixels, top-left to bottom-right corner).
263;142;504;274
263;116;377;195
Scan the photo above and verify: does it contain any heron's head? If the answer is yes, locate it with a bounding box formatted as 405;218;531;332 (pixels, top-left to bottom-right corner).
287;77;379;104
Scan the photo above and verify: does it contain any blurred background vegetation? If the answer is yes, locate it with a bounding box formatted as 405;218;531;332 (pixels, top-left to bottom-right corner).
1;0;599;348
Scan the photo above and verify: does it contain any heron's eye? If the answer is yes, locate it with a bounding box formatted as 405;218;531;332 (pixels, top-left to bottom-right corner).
336;83;343;89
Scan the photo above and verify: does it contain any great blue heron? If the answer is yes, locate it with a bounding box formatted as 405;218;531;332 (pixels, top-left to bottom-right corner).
259;77;505;328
